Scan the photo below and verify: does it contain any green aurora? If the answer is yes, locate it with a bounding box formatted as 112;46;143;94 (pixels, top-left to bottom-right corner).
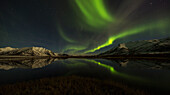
62;45;87;54
85;20;169;53
75;0;113;28
56;0;170;54
58;26;76;43
0;0;169;54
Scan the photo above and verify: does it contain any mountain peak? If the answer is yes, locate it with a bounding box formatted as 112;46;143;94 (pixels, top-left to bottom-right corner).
118;43;128;49
0;47;58;56
0;47;18;53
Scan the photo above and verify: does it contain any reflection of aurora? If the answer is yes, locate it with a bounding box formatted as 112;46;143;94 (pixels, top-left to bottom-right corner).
85;59;116;73
85;59;147;82
59;0;170;54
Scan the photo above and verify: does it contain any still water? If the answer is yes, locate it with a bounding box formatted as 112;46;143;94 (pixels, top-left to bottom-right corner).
0;58;170;93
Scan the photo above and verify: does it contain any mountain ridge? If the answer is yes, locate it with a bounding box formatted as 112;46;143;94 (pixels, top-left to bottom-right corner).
0;47;58;56
100;37;170;56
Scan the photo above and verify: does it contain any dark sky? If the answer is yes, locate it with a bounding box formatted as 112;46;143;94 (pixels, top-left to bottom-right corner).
0;0;170;54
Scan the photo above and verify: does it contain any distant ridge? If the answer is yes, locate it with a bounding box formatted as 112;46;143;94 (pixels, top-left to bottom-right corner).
0;47;58;56
100;37;170;56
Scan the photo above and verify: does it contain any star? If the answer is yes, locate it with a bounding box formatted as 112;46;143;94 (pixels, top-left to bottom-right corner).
149;2;153;5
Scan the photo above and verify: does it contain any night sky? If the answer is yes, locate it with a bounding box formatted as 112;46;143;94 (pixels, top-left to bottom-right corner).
0;0;170;54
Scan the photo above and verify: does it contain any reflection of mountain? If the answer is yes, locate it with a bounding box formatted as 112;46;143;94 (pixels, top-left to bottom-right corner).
100;37;170;56
0;47;58;56
111;59;170;70
0;58;57;70
114;59;129;67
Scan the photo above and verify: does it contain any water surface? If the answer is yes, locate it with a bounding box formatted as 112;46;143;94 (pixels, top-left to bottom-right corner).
0;58;170;93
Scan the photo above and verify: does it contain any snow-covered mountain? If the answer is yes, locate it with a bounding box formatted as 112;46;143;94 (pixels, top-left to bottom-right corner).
0;47;58;56
100;37;170;56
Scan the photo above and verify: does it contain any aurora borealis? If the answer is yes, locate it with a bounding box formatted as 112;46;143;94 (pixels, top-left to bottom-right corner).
85;19;169;53
0;0;169;54
74;0;113;28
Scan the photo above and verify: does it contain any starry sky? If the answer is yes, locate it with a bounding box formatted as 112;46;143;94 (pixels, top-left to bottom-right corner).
0;0;170;54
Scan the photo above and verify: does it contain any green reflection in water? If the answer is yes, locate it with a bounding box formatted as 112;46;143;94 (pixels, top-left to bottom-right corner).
86;59;117;73
61;59;88;68
59;59;148;82
85;59;147;82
